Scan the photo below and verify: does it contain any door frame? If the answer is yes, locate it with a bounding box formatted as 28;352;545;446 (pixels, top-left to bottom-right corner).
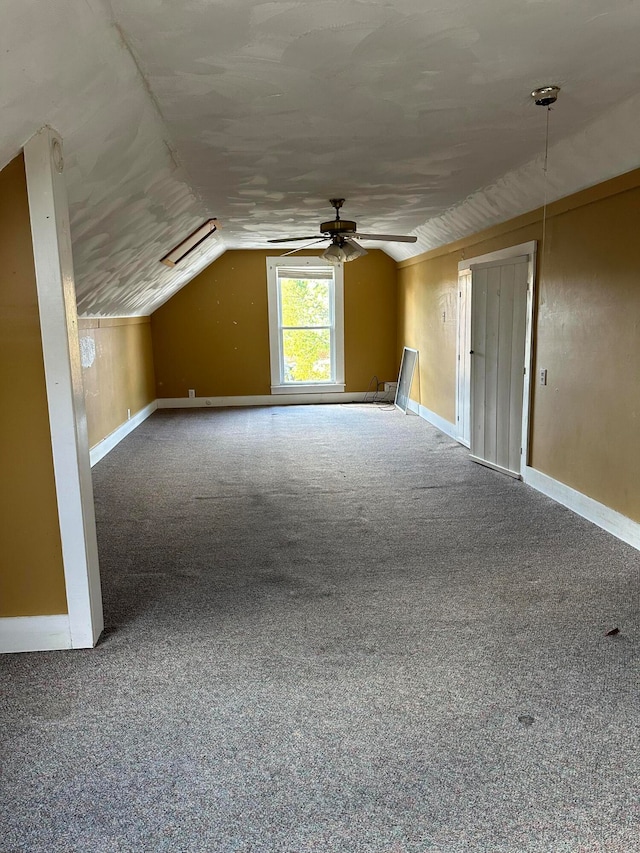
457;241;537;474
455;270;472;447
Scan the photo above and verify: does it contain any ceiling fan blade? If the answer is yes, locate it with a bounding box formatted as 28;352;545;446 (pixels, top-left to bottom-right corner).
352;233;418;243
282;238;328;257
267;236;321;243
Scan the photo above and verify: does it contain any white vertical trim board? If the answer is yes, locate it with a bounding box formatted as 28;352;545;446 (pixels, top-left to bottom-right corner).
524;467;640;552
455;271;472;447
0;615;71;654
90;400;158;467
24;127;104;649
520;252;536;471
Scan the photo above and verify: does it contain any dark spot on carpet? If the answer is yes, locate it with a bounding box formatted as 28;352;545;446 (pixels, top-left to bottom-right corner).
518;714;535;726
257;572;295;585
606;627;620;636
25;696;74;721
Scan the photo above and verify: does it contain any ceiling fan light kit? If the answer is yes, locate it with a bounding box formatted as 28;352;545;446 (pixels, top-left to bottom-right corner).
323;237;368;265
323;242;347;265
341;240;367;262
267;199;416;264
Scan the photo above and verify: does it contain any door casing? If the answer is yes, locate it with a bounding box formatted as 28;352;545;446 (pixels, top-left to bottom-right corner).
456;271;472;447
457;241;537;477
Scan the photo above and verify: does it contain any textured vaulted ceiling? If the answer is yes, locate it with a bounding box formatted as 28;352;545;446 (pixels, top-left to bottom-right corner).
2;0;640;316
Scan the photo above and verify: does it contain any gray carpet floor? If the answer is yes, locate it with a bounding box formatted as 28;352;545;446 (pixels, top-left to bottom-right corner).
1;404;639;852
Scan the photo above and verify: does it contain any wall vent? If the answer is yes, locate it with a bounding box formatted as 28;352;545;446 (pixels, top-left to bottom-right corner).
160;219;220;267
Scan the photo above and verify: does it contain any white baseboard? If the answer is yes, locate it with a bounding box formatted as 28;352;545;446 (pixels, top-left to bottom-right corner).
90;400;157;467
157;391;392;409
405;404;639;551
406;398;458;440
524;466;640;551
91;394;394;466
0;614;71;654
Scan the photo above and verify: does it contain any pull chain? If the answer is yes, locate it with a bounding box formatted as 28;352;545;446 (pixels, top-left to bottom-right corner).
540;105;551;278
531;85;560;282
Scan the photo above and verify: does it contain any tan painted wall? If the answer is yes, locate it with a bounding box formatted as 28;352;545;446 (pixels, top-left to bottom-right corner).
396;254;462;420
79;317;156;449
532;187;640;521
397;169;640;523
151;249;397;397
0;154;67;616
343;250;398;391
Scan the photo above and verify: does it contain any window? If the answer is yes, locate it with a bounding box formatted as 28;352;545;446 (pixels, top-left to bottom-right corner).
267;257;344;394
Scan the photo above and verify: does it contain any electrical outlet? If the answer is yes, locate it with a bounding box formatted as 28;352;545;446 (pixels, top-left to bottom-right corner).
188;389;195;398
539;368;547;386
127;408;131;420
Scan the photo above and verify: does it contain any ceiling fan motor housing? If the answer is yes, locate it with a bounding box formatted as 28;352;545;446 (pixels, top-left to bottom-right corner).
266;198;416;248
320;218;357;235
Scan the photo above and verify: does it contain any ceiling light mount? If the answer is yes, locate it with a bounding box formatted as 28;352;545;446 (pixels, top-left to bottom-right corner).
531;85;561;107
321;199;356;235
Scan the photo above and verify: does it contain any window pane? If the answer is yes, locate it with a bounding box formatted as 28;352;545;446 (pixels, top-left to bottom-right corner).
280;278;330;327
282;329;332;383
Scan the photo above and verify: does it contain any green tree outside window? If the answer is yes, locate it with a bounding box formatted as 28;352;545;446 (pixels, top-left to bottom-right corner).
279;278;333;382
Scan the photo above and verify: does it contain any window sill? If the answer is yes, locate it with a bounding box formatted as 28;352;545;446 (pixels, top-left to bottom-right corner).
271;383;346;395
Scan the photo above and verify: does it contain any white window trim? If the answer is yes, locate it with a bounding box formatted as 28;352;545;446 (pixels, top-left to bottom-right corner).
266;257;345;394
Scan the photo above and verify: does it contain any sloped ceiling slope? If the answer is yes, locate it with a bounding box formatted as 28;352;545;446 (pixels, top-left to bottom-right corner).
2;0;640;316
1;0;223;317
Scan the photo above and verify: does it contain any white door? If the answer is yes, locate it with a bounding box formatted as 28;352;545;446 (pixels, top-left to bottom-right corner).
470;256;528;477
456;271;472;447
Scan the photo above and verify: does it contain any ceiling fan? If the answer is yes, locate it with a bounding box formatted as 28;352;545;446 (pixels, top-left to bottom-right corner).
267;199;417;264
